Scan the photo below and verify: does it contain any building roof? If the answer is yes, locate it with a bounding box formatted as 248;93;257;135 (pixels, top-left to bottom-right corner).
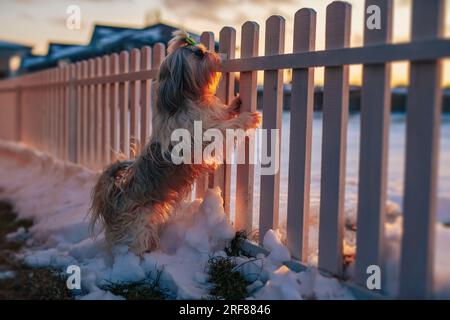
47;42;84;55
0;40;32;54
20;22;205;72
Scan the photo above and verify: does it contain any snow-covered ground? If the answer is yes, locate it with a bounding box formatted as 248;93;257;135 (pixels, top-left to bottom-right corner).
0;112;448;299
0;141;353;300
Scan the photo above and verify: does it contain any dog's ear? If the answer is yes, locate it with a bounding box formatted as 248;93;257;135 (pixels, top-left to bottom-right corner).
167;30;190;54
157;51;192;116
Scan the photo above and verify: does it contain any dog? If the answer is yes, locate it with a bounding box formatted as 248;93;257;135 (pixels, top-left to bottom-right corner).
89;30;261;255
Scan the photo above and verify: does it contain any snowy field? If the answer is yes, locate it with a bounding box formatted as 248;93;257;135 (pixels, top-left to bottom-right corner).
0;112;449;299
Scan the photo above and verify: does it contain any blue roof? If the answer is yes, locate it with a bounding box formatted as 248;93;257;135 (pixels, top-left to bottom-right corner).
0;40;32;52
20;22;205;72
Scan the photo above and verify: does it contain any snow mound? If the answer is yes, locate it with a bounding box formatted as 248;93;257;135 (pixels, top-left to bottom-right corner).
0;141;354;300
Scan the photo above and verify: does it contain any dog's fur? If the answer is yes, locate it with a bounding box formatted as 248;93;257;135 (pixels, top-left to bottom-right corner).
89;30;261;255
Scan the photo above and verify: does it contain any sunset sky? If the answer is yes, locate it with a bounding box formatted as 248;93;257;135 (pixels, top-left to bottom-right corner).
0;0;449;86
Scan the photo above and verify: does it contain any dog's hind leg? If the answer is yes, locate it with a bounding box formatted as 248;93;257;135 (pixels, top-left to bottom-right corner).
128;206;167;255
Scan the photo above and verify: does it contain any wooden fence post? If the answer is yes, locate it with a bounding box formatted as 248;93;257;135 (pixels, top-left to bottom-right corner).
95;57;103;169
355;0;393;287
235;21;259;232
196;32;215;199
50;68;56;157
151;43;165;131
81;61;89;166
214;26;236;216
130;48;141;154
400;0;444;299
68;64;78;163
259;15;285;244
102;55;111;166
318;1;351;277
88;59;96;168
110;53;120;162
119;51;130;158
140;46;152;149
287;8;316;262
58;65;64;160
63;65;69;161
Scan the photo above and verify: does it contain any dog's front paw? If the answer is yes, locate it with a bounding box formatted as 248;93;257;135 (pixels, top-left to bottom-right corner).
229;94;242;114
240;111;262;130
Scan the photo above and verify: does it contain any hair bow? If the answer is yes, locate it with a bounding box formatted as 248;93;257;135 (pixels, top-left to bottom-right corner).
185;36;198;46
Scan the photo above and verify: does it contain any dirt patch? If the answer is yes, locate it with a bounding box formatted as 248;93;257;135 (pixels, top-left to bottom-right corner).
0;201;72;300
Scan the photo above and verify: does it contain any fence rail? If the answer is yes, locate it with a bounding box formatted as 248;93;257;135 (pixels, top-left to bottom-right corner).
0;0;447;299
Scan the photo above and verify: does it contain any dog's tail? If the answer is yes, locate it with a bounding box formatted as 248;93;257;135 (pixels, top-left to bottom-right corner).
89;160;133;237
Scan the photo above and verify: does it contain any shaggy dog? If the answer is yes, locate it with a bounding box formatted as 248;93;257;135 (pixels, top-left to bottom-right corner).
89;30;261;255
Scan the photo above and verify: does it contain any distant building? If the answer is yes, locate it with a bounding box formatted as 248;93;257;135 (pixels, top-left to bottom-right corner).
0;40;32;79
19;23;206;74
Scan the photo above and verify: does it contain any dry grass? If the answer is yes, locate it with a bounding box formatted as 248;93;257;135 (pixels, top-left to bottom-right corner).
0;201;72;300
102;268;168;300
224;230;248;257
206;256;250;300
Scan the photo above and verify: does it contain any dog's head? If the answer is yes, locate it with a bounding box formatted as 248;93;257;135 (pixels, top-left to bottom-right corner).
157;30;222;116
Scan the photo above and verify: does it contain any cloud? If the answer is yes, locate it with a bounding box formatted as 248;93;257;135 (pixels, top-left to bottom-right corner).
162;0;299;24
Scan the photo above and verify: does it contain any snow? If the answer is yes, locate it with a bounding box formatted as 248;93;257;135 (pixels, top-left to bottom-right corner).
0;141;353;300
0;112;449;300
253;266;353;300
263;230;291;265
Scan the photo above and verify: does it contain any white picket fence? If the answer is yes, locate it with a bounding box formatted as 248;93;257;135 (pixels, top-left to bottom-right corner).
0;0;448;299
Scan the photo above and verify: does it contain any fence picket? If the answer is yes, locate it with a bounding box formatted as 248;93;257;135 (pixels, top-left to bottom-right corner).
46;70;51;153
287;8;316;261
259;15;285;243
56;66;62;159
355;0;393;286
110;53;120;161
318;1;351;277
62;66;69;160
76;63;82;164
102;55;111;166
151;43;165;127
140;46;152;149
119;51;130;158
68;64;77;163
130;49;141;154
81;61;89;166
60;66;65;159
42;71;46;152
214;26;236;216
88;59;96;168
53;68;58;158
50;69;56;156
400;0;444;299
196;32;215;199
95;57;103;169
235;21;259;232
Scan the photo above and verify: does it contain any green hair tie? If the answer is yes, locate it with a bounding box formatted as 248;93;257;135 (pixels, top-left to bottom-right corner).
185;36;197;46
